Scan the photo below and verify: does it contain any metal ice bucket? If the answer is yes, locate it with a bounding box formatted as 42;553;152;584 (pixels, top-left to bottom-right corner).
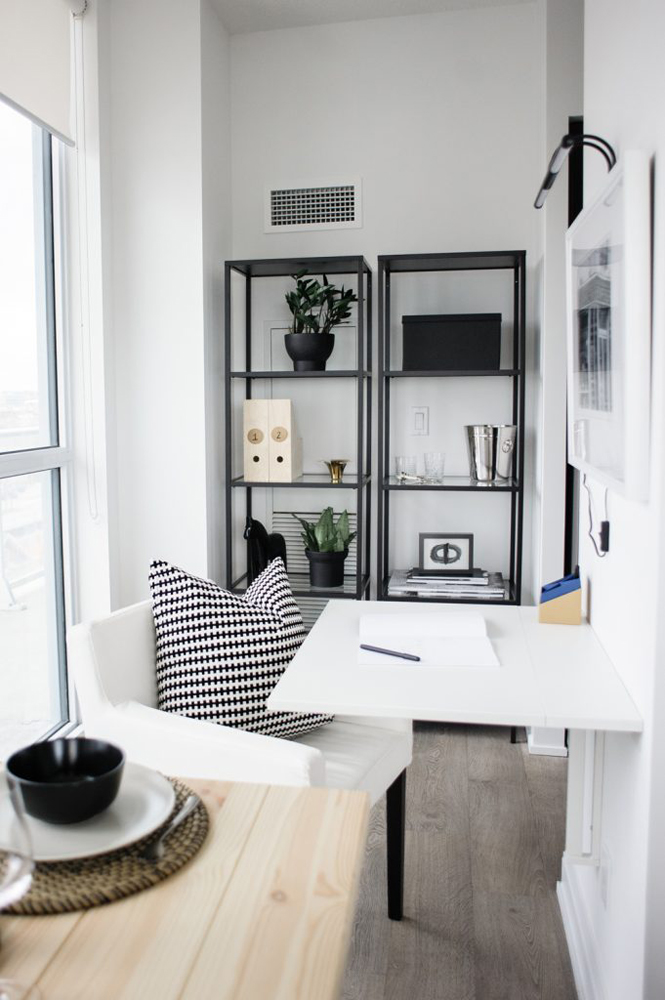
494;425;517;480
466;425;497;482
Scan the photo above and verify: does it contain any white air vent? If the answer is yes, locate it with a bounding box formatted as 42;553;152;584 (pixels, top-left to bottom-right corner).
265;179;362;233
271;509;358;630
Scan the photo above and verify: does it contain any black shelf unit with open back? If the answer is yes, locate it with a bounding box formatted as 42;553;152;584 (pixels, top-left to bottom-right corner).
377;251;526;605
224;256;372;622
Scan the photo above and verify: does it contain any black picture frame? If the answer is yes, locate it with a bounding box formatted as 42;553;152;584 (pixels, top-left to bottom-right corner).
418;533;474;573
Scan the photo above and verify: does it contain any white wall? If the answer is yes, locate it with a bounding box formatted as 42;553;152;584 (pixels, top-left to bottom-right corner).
230;4;543;599
201;0;232;584
99;0;230;606
537;0;583;586
558;1;665;996
63;0;119;623
528;0;583;760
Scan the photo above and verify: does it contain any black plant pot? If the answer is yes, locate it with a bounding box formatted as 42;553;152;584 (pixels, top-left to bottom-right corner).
306;549;347;588
284;332;335;372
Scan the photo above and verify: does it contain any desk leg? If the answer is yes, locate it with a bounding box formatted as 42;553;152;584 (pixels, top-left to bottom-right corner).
386;769;406;921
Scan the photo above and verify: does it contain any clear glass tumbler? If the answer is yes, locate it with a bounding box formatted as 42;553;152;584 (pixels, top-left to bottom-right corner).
394;456;418;481
0;779;40;1000
424;452;446;483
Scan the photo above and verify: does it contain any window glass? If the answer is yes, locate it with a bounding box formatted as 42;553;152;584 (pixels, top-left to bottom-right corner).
0;101;57;453
0;471;67;757
0;100;68;757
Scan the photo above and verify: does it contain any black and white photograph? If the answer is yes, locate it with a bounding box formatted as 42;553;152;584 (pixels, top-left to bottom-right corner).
418;532;474;572
566;153;651;497
574;239;613;414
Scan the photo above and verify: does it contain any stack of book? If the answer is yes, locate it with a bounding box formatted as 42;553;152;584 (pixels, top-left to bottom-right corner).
387;568;506;601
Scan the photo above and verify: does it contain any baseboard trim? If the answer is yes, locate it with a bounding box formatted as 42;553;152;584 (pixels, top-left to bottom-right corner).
557;859;605;1000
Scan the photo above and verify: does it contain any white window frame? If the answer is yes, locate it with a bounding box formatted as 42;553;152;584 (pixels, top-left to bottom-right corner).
0;122;77;742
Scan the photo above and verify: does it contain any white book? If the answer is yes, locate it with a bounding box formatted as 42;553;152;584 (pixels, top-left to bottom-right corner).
407;573;490;586
358;612;500;668
388;582;505;597
386;588;505;599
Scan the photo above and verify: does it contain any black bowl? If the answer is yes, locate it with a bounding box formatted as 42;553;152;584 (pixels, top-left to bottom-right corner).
6;738;126;825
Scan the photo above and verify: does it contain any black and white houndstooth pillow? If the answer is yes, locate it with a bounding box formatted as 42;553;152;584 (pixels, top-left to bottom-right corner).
149;557;332;739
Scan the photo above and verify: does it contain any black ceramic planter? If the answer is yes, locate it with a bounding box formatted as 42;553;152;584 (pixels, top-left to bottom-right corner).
306;549;347;588
284;332;335;372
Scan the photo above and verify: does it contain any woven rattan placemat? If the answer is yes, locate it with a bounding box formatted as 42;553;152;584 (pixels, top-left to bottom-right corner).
5;778;209;916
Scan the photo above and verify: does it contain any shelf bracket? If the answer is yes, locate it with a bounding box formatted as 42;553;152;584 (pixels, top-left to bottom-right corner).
563;729;605;866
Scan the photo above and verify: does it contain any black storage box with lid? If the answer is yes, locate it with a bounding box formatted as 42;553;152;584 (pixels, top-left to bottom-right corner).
401;313;501;371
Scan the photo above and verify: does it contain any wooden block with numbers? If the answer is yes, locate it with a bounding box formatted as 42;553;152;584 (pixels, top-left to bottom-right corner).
243;398;270;481
268;398;302;482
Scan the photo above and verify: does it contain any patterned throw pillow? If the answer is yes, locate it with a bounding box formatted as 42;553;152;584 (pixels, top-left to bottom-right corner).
149;557;332;739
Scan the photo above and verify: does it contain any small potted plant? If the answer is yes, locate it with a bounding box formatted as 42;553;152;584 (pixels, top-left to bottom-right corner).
284;270;357;371
293;507;356;587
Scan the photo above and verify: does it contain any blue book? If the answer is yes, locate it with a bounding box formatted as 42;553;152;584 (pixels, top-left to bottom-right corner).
540;571;581;604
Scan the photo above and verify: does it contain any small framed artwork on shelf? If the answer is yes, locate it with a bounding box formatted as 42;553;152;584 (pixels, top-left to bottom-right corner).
419;533;474;572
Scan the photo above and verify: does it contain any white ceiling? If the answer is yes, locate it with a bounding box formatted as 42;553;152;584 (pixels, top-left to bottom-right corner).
212;0;532;36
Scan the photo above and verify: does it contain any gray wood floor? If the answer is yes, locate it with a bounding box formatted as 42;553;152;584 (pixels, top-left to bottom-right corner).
343;723;577;1000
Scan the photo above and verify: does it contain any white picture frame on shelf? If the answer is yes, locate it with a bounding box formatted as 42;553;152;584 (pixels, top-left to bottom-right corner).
565;150;651;499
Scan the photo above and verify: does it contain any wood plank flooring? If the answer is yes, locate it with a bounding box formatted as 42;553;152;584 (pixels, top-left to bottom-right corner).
343;724;577;1000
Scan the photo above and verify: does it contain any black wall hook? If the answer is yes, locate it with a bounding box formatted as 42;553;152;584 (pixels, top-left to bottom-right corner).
534;133;617;208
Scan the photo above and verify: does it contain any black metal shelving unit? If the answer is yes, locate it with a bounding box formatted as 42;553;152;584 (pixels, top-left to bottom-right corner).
377;250;526;606
224;256;372;606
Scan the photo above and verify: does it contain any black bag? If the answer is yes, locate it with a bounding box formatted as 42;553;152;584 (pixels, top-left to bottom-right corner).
243;517;288;584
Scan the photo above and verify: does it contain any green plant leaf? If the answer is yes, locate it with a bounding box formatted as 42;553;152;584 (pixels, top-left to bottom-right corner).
336;510;350;542
291;513;318;551
334;510;356;551
313;507;336;551
285;270;357;335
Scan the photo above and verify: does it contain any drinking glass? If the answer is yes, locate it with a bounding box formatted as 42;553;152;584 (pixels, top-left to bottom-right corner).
395;455;418;480
0;779;39;1000
424;452;446;483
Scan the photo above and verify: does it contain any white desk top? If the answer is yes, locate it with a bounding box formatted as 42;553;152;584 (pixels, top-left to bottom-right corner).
268;602;642;732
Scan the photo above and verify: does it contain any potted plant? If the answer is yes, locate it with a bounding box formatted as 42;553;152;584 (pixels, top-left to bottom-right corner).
293;507;356;587
284;270;357;371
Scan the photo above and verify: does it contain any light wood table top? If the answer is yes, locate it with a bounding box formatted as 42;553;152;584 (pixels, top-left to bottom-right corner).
0;779;369;1000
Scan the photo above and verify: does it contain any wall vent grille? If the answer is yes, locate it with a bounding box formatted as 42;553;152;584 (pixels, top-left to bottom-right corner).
271;509;358;630
265;179;361;233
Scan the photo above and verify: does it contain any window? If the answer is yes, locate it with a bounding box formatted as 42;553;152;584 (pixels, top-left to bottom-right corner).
0;101;70;757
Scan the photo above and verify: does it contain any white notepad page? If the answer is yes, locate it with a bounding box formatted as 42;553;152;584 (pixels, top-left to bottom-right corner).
358;612;499;668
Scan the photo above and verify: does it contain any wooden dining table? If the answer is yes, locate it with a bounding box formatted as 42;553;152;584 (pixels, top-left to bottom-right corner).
0;778;369;1000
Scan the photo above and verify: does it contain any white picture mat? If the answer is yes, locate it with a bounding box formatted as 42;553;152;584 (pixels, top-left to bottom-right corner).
420;534;472;570
358;612;499;668
565;151;651;498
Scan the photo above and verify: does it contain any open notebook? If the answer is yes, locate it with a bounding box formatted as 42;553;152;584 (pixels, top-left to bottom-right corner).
358;612;499;668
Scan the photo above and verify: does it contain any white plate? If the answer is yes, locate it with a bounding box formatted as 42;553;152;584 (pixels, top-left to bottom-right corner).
0;763;175;862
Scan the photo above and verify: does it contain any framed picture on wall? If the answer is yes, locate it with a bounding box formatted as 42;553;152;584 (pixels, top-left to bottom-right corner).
565;150;651;499
418;533;474;572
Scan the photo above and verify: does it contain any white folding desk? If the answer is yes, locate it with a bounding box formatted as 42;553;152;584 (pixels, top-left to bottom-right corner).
268;601;643;866
268;601;642;734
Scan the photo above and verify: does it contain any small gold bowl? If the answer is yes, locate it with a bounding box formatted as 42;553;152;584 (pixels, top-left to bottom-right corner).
324;459;349;484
